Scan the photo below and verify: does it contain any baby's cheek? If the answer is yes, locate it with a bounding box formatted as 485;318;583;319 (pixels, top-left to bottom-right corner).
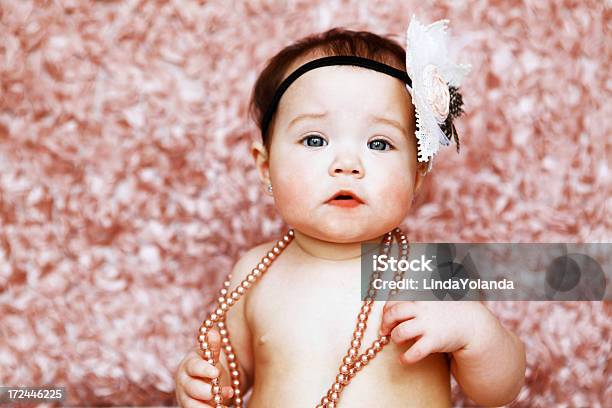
271;171;315;221
377;178;413;216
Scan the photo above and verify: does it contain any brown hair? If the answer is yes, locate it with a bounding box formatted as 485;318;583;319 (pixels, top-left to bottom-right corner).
248;27;417;154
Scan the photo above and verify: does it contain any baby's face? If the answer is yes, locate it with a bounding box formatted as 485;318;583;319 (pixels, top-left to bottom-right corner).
258;60;424;243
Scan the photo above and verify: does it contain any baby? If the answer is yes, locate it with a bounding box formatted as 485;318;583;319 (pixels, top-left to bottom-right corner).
175;17;526;408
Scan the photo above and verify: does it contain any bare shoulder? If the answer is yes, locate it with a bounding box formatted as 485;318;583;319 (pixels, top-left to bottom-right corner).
228;240;277;286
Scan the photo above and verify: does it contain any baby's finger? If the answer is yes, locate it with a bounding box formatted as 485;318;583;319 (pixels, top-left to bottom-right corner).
184;377;234;404
390;319;424;344
380;302;418;336
197;328;222;363
186;357;220;379
400;335;434;365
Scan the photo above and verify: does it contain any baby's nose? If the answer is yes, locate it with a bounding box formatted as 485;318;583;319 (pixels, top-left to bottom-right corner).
331;156;364;178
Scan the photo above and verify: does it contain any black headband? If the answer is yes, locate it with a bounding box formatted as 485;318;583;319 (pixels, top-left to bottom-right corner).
260;55;412;139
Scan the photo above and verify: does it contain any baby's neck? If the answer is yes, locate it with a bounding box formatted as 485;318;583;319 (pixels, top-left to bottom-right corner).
291;229;388;262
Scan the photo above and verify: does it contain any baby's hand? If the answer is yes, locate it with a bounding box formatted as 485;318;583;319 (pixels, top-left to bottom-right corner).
175;328;235;407
379;300;491;365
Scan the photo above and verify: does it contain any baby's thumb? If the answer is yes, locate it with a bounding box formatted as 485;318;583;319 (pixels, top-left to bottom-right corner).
198;327;222;364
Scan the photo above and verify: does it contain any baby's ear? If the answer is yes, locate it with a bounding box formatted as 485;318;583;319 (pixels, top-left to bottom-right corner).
414;161;428;195
251;140;271;184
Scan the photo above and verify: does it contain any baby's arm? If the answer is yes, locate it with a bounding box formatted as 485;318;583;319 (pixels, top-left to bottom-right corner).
380;301;525;407
449;305;526;406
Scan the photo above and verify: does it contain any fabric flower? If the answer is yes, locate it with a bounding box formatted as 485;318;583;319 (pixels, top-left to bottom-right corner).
405;15;471;167
422;64;450;123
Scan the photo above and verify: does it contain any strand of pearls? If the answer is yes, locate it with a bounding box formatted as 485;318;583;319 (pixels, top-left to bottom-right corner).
316;227;410;408
197;230;294;408
196;227;409;408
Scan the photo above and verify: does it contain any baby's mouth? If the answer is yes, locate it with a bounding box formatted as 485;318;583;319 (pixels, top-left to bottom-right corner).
325;190;365;208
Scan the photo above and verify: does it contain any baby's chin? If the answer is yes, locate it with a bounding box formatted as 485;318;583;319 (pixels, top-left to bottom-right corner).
290;219;400;243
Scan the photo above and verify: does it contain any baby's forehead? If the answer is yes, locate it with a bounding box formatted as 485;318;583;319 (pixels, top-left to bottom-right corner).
279;66;412;120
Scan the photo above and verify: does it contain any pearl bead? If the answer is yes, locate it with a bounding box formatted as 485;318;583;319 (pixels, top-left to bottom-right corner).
217;296;225;304
224;345;232;353
340;364;348;374
257;263;266;270
247;274;256;283
357;322;366;331
204;320;213;328
198;334;206;343
267;251;275;259
237;286;245;294
227;353;235;361
342;356;352;365
273;247;280;254
212;385;220;394
232;379;240;387
231;370;240;378
234;388;242;397
220;303;228;311
278;241;285;248
220;288;228;296
204;350;212;359
351;339;360;348
241;281;250;289
223;281;230;288
234;397;242;405
361;355;368;364
213;394;222;404
367;348;375;358
221;337;229;346
229;361;237;370
219;328;227;336
199;326;207;334
263;257;271;265
231;292;240;300
210;313;218;322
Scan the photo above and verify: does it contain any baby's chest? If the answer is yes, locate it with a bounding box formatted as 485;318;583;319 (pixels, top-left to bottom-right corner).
244;263;387;363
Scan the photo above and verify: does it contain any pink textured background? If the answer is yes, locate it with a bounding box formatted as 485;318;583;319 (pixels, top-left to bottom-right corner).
0;0;610;406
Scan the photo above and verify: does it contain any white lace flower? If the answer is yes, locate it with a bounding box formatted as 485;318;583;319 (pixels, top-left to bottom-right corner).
405;15;471;165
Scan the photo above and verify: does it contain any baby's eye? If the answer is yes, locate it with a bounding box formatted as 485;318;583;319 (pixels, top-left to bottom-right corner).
368;138;394;151
301;134;327;147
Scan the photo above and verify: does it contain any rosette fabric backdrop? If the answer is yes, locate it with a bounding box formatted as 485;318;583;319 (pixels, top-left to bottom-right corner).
0;0;609;406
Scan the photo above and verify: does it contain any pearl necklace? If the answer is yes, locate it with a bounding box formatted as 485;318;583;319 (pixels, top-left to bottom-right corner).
197;227;409;407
